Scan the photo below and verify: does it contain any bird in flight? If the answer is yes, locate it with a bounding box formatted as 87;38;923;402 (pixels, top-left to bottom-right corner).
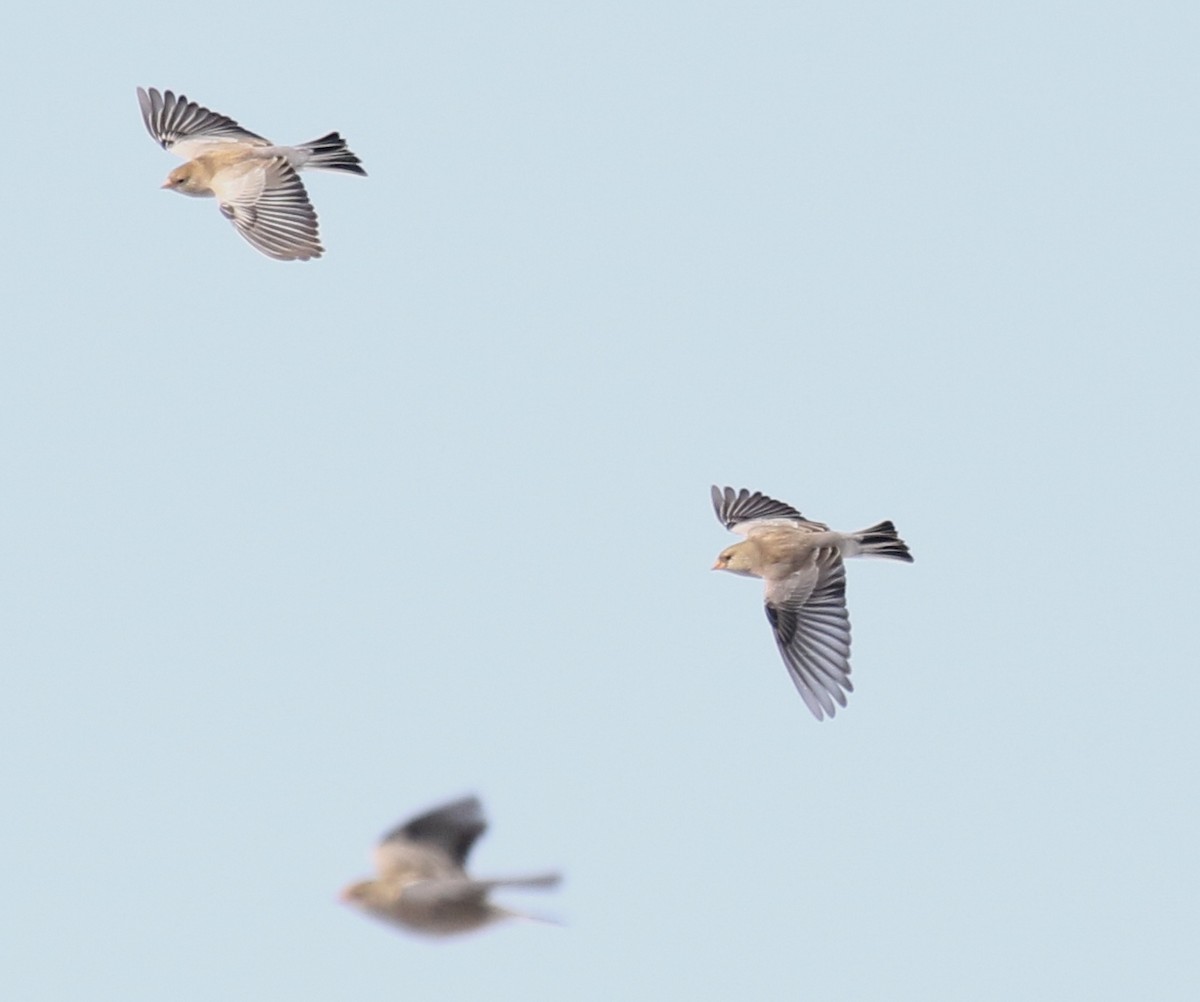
711;485;913;720
340;796;561;936
136;87;366;261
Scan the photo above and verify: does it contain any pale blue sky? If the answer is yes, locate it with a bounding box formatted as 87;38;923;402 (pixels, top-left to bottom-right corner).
2;1;1197;999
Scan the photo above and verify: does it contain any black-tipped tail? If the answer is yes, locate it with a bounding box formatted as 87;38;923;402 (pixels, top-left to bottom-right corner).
853;521;913;562
301;132;367;175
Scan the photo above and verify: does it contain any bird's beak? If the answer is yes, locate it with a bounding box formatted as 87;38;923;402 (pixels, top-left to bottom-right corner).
160;180;173;189
711;560;722;571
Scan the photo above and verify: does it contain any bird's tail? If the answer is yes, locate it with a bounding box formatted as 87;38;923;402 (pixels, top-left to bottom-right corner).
500;907;564;928
299;132;367;175
489;873;562;928
846;521;913;562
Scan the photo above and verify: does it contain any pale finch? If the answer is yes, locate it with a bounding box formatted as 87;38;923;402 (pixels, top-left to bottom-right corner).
711;486;913;720
137;87;365;261
340;796;561;937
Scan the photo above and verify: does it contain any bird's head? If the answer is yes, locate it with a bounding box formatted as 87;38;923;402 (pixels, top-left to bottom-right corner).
712;542;756;576
162;164;203;194
339;880;379;909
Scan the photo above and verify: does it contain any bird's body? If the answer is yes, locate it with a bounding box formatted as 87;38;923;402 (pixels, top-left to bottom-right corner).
137;87;365;261
711;486;912;720
341;796;560;937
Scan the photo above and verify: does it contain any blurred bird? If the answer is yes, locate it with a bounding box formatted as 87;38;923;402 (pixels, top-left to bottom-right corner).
340;796;561;937
136;87;366;261
711;485;913;721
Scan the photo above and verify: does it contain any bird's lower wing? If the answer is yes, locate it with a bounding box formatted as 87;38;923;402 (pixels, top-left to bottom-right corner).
765;551;852;720
403;878;497;908
216;159;323;261
405;873;560;907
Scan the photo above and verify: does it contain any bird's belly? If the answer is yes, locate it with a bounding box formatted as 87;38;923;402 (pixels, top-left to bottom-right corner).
395;897;495;935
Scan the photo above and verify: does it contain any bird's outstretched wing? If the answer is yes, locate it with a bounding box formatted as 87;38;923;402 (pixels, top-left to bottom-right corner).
764;548;852;720
138;87;268;157
215;158;323;261
711;485;829;534
382;797;487;867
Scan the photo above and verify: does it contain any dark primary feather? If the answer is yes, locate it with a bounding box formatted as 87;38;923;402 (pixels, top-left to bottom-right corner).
384;796;487;866
711;485;825;530
137;87;267;149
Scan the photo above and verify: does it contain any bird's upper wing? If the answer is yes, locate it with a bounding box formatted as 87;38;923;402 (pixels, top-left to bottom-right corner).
711;485;829;536
763;548;852;721
372;840;460;882
213;158;323;261
379;797;487;869
138;87;268;159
